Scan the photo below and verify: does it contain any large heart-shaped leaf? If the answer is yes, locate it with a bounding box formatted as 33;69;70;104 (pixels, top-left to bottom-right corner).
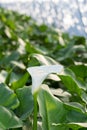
0;106;23;130
37;84;87;130
0;83;19;109
38;84;67;130
27;65;63;94
16;86;34;120
59;68;87;103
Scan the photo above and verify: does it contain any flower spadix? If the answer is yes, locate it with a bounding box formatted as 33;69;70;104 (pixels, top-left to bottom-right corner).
27;65;63;94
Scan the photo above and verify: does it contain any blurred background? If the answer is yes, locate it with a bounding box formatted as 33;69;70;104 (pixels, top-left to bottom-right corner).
0;0;87;37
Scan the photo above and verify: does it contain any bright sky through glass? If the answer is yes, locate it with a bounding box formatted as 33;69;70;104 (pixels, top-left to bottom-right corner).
0;0;86;37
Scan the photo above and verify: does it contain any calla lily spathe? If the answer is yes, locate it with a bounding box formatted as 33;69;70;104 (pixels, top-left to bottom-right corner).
27;65;63;94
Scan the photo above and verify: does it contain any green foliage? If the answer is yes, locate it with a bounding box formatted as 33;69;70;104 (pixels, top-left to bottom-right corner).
16;86;34;120
0;7;87;130
38;85;87;130
0;83;19;109
0;106;22;129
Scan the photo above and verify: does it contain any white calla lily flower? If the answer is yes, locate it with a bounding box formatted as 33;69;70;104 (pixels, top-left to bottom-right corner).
27;65;63;94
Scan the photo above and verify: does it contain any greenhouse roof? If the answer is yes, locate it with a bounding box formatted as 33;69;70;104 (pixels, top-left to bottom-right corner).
0;0;87;37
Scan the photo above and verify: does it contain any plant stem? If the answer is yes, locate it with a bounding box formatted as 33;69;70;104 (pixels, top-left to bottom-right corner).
33;92;38;130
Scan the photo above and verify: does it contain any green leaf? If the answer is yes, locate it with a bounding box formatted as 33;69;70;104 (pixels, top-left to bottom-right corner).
27;65;63;94
25;42;42;54
73;36;86;45
38;84;67;130
0;83;19;109
38;84;87;130
4;26;11;38
52;122;87;130
5;71;21;86
59;74;82;96
16;86;34;120
69;65;87;79
17;37;26;54
0;51;20;68
59;68;86;96
11;72;29;90
32;54;58;65
0;106;22;130
0;70;8;83
57;41;75;61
